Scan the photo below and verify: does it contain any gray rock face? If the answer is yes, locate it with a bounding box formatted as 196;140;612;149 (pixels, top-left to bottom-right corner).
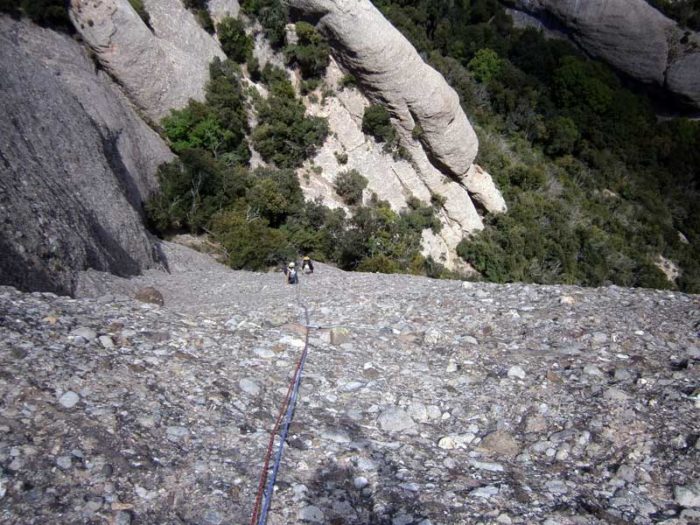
288;0;479;177
208;0;240;23
506;0;700;109
1;245;698;523
70;0;226;121
0;17;173;295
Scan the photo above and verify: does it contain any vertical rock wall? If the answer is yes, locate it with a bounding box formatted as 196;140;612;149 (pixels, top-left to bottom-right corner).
0;16;173;295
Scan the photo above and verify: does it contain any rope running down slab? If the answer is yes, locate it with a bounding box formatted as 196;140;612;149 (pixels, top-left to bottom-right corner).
250;275;312;525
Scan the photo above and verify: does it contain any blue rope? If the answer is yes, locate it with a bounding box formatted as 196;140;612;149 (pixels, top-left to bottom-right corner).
256;288;311;525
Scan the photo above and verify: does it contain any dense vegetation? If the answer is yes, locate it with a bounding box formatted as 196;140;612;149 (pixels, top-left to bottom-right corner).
372;0;699;292
648;0;700;29
250;66;329;168
145;3;697;290
148;52;445;276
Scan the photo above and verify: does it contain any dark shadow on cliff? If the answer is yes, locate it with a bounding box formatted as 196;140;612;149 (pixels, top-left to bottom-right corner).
0;234;68;295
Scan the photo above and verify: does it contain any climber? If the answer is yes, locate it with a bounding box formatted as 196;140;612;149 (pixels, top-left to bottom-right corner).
302;255;314;275
284;262;298;285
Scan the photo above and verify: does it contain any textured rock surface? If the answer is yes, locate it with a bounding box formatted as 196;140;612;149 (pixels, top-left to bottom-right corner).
70;0;226;121
209;0;240;23
2;242;698;523
288;0;479;178
302;58;495;270
0;16;173;295
505;0;700;109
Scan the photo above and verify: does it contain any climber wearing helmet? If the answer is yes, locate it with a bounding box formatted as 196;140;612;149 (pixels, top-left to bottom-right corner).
284;261;298;285
302;255;314;275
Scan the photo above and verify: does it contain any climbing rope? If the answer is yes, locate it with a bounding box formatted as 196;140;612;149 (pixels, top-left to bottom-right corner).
249;269;312;525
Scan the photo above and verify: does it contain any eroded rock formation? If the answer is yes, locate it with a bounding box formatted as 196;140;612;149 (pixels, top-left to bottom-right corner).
283;1;507;268
69;0;226;121
504;0;700;109
0;16;173;295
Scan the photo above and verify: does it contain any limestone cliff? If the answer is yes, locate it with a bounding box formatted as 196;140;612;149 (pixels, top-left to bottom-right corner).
69;0;227;121
284;0;506;268
504;0;700;109
0;16;173;295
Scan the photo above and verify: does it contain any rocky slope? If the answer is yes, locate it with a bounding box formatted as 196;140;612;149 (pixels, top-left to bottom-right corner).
1;242;698;524
0;16;173;296
504;0;700;110
299;59;505;270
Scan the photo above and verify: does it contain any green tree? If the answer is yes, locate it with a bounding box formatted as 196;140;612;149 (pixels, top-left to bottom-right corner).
334;170;368;206
240;0;287;47
284;21;330;79
217;16;252;63
212;209;294;269
545;116;580;157
362;105;396;144
252;78;329;168
467;48;502;83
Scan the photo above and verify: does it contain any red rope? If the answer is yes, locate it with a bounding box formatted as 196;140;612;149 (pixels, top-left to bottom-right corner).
249;327;309;525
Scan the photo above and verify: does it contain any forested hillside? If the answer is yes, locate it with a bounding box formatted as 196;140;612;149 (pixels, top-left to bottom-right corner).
374;0;700;292
146;0;700;292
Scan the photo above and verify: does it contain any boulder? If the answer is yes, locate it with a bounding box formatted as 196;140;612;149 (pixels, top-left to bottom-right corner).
134;287;165;306
70;0;226;121
505;0;700;109
0;17;172;295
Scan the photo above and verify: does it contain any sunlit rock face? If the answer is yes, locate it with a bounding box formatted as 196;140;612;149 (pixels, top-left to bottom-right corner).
285;1;506;268
70;0;226;121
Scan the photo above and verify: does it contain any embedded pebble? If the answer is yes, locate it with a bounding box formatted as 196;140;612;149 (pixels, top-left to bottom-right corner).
58;391;80;408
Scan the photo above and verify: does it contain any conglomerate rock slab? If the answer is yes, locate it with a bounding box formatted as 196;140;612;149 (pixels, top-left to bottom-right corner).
1;247;699;524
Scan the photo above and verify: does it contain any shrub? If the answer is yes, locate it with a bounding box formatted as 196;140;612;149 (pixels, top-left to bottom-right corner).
334;170;368;206
285;21;330;79
430;193;447;208
145;151;249;233
217;17;252;63
339;74;357;89
245;167;305;227
545;116;580;157
468;48;502;83
182;0;214;33
196;9;215;33
362;104;396;144
212;209;294;270
162;58;250;163
240;0;287;47
252;77;329;168
334;151;348;165
357;255;400;274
